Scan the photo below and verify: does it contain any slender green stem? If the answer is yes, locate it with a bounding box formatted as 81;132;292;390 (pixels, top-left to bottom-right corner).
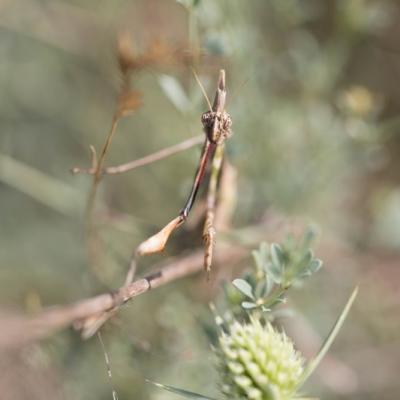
298;286;359;387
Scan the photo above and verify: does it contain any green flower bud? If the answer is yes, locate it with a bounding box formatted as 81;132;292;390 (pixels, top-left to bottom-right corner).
217;318;304;400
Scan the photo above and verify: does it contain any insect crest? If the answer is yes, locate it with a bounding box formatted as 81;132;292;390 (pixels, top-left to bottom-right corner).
201;110;232;145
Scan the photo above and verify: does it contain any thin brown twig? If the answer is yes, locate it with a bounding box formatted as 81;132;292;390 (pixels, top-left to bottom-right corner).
0;245;247;349
72;135;204;176
85;115;121;273
85;116;119;218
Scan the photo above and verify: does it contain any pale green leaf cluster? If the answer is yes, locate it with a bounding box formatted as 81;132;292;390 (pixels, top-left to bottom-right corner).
230;228;322;313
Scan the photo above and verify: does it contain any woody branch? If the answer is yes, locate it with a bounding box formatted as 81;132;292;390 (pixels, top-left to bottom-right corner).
0;245;246;349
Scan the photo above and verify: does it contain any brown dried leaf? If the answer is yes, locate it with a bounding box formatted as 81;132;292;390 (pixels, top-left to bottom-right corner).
117;31;136;73
143;39;175;65
137;216;182;256
117;91;142;117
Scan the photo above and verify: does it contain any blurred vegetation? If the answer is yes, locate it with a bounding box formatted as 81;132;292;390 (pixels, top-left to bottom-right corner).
1;0;400;399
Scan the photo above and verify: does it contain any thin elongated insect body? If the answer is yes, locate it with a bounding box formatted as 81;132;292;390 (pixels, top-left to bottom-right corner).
180;140;216;219
135;69;232;276
181;70;232;217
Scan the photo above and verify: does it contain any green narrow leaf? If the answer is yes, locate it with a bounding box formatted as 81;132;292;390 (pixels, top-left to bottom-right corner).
0;153;85;217
302;226;317;250
241;301;258;309
158;74;190;112
232;279;255;300
284;233;296;252
297;250;313;273
265;272;274;296
299;286;358;386
271;244;284;267
148;380;219;400
254;280;265;298
266;261;282;284
252;242;268;271
252;249;262;271
308;259;322;274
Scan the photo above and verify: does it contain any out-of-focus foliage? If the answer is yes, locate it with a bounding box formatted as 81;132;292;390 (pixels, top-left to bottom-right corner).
152;235;356;400
1;0;400;399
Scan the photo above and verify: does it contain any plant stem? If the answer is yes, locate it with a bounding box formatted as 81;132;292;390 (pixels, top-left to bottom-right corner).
72;135;203;176
85;115;119;272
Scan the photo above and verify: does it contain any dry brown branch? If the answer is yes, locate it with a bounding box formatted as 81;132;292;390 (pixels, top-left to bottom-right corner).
71;135;203;175
0;245;247;349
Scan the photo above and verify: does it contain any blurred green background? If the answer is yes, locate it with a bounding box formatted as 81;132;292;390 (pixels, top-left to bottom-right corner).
1;0;400;399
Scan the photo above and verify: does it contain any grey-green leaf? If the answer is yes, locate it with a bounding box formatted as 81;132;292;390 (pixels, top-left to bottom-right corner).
148;381;219;400
232;279;255;300
308;259;322;273
266;260;283;284
302;226;317;250
271;244;284;269
297;249;313;272
252;242;268;271
265;273;274;295
241;301;258;309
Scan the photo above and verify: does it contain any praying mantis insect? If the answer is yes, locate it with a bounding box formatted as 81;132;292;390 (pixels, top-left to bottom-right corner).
181;69;232;218
136;69;232;277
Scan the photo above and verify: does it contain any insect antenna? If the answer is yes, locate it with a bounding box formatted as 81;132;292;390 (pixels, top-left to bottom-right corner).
191;67;213;112
226;75;251;108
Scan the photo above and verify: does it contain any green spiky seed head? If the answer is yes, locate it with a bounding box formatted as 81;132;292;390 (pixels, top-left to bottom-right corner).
217;318;305;400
